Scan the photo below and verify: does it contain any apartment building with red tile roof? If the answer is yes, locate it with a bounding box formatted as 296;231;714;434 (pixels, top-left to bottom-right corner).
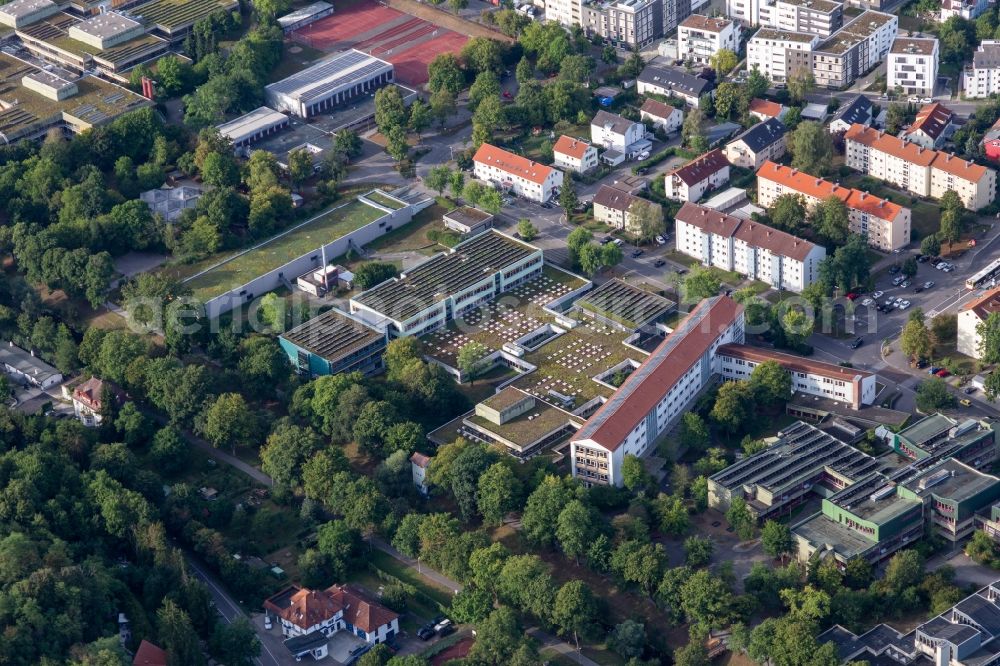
844;123;997;210
756;160;912;250
473;143;564;202
958;286;1000;359
553;135;598;174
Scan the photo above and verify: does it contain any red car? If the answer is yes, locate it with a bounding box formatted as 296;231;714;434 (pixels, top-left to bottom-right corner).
845;292;859;301
935;369;951;378
502;91;513;99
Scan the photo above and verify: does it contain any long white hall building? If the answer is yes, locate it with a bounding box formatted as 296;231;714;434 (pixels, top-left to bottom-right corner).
570;295;878;486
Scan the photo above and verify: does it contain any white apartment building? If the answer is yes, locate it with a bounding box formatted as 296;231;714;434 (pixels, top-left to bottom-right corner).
958;287;1000;359
546;0;583;28
747;28;819;83
665;149;731;202
639;98;684;133
677;14;739;66
845;124;997;210
964;41;1000;99
674;202;825;292
941;0;989;20
888;37;939;98
715;344;876;409
590;110;646;153
473;143;564;202
728;0;843;38
571;295;745;487
811;11;898;89
756;160;911;250
553;135;599;173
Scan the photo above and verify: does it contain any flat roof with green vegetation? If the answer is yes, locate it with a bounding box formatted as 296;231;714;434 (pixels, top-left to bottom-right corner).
466;399;576;447
133;0;237;30
576;278;676;330
184;198;387;301
419;265;586;365
363;190;406;210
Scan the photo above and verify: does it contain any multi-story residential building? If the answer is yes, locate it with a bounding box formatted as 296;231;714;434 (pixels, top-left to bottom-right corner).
901;102;953;149
828;94;874;133
473;143;564;203
665;148;731;201
888;36;939;98
674;202;825;292
756;160;912;250
590;110;646;154
728;0;843;38
958;286;1000;359
553;135;599;173
592;184;642;231
571;295;745;487
723;118;787;169
350;230;544;338
677;14;739;66
845;124;997;210
639;98;684;133
746;28;819;83
964;40;1000;99
941;0;990;20
580;0;663;48
811;11;898;89
637;61;714;107
546;0;584;29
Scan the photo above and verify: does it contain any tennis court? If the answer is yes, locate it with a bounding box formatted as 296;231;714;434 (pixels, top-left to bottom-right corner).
290;0;468;85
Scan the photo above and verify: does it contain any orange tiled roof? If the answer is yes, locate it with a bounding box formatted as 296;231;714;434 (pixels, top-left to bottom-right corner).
961;285;1000;320
904;102;953;142
553;135;591;160
473;143;555;185
844;124;937;166
749;98;784;118
757;161;904;221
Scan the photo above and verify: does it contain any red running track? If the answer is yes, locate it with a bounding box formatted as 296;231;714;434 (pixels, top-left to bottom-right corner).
293;3;404;48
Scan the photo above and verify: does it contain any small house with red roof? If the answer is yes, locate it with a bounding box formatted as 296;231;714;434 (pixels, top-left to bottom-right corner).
71;377;124;427
410;451;431;495
553;135;598;174
264;584;400;661
132;640;167;666
748;98;788;122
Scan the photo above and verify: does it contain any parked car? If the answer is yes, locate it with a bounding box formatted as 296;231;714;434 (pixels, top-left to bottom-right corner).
417;626;435;641
600;236;612;245
872;291;884;299
437;624;456;637
654;258;666;267
655;235;667;245
914;286;924;293
943;265;954;272
849;337;864;349
928;366;940;374
892;275;905;286
960;398;973;407
923;281;935;289
898;300;911;310
936;369;951;378
965;386;977;394
916;359;929;369
675;268;688;275
921;97;933;104
861;298;873;306
264;616;272;630
612;238;624;247
631;249;643;258
917;255;930;263
845;292;859;301
889;265;902;274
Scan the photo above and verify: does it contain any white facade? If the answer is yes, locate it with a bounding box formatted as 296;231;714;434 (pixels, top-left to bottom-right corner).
473;143;564;203
729;0;843;38
590;111;646;153
888;37;939;98
640;101;684;133
747;28;819;83
665;150;731;202
264;50;394;118
958;288;1000;359
941;0;989;20
553;136;599;173
571;296;746;487
811;11;898;90
964;41;1000;99
677;15;740;66
674;203;825;292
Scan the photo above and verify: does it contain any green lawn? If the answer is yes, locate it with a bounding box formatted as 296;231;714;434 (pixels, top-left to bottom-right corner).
368;549;455;606
183;198;386;301
364;190;407;210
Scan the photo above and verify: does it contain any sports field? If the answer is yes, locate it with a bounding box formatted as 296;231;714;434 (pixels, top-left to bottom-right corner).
290;0;467;85
184;199;385;301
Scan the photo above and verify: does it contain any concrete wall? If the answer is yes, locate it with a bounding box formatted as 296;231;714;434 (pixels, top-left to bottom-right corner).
199;203;414;318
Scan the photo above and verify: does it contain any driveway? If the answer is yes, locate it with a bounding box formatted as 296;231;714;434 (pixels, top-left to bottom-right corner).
927;550;1000;589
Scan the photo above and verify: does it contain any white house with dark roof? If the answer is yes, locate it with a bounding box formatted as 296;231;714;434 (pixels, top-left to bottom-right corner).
901;102;954;149
674;201;825;292
723;118;787;169
590;110;646;155
553;135;598;173
639;98;683;134
665;149;731;202
828;95;874;133
592;184;641;231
